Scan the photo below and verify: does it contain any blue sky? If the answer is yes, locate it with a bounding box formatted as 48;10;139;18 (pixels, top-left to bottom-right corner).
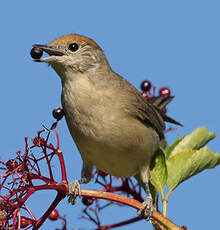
0;1;220;229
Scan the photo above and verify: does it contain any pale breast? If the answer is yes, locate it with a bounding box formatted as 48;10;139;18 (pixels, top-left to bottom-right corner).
61;75;160;177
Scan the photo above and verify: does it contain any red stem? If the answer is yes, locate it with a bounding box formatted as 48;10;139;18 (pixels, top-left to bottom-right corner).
30;173;54;184
33;192;65;229
56;149;68;183
42;145;54;182
43;125;57;182
24;204;36;220
99;216;142;229
83;209;99;225
53;125;67;183
0;176;7;191
34;152;55;162
54;126;60;149
0;184;12;192
16;183;68;207
12;208;18;230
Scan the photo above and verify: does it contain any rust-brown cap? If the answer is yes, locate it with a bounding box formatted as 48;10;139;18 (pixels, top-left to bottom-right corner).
48;34;102;51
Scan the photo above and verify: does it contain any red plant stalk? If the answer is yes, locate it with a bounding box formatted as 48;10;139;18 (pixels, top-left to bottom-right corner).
0;122;69;229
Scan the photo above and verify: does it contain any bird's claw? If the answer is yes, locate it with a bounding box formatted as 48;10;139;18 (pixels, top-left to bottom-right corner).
137;196;153;220
68;180;81;205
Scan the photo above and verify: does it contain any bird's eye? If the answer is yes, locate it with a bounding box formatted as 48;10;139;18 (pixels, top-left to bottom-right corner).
69;43;79;52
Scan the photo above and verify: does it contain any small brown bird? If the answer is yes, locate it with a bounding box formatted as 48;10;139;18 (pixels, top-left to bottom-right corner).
32;34;181;219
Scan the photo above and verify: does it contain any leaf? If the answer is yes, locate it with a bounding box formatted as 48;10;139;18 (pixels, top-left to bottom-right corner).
165;137;182;159
166;147;220;195
150;148;167;195
169;127;216;157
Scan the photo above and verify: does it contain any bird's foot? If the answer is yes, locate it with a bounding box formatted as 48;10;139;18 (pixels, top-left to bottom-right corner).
137;196;153;220
68;180;81;205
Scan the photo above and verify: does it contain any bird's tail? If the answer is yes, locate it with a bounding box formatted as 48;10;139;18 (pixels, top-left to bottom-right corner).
147;96;183;126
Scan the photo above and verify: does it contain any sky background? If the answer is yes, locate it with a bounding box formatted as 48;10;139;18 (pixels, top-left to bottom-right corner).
0;0;220;229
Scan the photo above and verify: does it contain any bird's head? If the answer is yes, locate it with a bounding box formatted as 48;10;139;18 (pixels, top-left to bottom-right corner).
32;34;109;77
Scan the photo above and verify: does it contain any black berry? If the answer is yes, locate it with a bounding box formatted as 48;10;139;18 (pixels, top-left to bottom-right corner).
82;197;94;206
140;80;152;92
30;47;43;59
52;107;64;121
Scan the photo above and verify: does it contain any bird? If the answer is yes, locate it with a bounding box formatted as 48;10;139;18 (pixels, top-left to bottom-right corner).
32;34;181;219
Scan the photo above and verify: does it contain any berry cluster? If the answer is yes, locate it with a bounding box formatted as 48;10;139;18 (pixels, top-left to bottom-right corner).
140;80;171;99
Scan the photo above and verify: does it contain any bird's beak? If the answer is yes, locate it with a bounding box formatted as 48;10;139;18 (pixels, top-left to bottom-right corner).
32;44;65;63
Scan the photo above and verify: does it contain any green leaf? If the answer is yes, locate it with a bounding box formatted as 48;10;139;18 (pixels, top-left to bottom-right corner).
169;127;216;157
166;147;220;196
150;148;167;196
165;137;182;159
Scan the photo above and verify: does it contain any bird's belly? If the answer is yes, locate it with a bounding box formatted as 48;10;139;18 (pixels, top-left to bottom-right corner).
74;121;159;178
80;141;146;177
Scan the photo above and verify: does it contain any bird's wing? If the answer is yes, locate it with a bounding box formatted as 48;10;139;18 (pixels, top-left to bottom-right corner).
116;75;166;139
135;99;166;139
113;74;182;139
